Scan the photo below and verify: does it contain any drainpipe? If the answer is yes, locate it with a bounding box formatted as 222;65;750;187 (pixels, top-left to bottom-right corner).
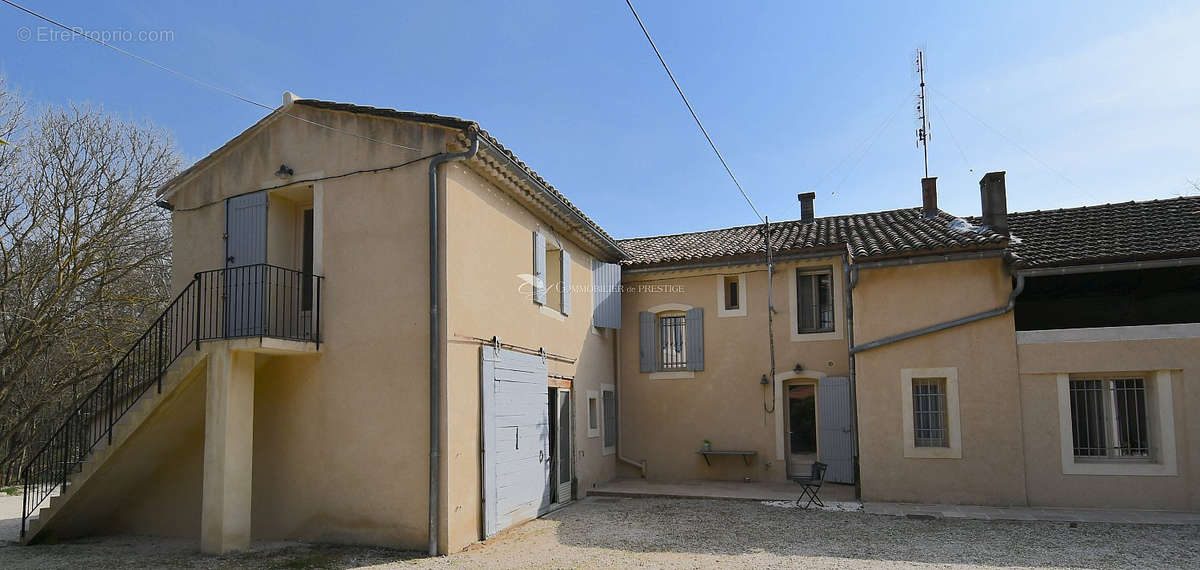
842;252;861;498
849;266;1025;355
613;329;647;476
428;130;479;556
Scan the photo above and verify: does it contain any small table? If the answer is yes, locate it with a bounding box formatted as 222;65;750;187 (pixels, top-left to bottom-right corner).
696;449;757;466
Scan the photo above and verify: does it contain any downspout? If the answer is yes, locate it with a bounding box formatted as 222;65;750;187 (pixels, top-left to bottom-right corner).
614;329;647;476
428;131;479;556
843;252;862;498
849;270;1025;355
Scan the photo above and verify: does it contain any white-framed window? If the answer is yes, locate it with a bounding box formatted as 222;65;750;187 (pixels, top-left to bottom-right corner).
601;383;616;455
586;390;600;439
638;304;704;377
716;274;747;317
900;367;962;459
787;264;843;342
1056;370;1177;476
1068;376;1150;460
532;231;571;316
795;268;834;333
658;311;688;370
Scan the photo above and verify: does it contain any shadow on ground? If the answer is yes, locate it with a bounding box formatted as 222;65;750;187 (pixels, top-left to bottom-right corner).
0;535;424;569
542;497;1200;568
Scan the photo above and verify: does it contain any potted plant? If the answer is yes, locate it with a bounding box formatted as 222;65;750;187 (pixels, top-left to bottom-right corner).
702;439;712;452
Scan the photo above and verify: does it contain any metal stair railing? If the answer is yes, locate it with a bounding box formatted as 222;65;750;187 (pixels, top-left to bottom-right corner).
20;264;323;538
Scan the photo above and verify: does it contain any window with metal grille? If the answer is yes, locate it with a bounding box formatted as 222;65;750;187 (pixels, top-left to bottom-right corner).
602;389;617;448
659;314;687;370
911;378;949;448
796;269;834;333
1069;377;1150;459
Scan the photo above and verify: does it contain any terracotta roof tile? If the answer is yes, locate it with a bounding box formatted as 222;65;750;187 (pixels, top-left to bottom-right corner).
983;195;1200;268
618;208;1009;268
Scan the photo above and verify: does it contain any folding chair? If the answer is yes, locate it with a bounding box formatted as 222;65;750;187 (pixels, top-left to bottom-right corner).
791;461;828;509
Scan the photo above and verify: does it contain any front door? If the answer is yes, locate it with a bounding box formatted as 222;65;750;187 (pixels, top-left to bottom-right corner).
817;376;855;484
787;384;818;476
224;191;267;337
550;389;572;504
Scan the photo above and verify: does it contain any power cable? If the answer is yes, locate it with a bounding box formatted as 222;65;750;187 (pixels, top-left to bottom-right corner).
624;0;763;223
1;0;423;153
829;91;910;196
810;90;916;194
929;96;973;174
932;86;1095;199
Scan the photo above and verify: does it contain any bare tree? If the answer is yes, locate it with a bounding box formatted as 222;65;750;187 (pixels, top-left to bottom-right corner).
0;79;181;482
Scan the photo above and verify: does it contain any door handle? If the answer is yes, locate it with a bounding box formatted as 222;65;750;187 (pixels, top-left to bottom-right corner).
539;449;545;462
227;256;236;263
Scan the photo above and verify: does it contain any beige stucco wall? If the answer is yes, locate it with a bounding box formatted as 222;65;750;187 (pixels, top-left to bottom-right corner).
618;255;851;483
440;163;617;553
1017;335;1199;510
852;258;1027;505
162;105;458;550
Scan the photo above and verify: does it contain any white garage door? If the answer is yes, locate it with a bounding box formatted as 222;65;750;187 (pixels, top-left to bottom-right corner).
482;347;551;538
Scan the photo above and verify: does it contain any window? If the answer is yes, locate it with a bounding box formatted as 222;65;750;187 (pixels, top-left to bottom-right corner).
545;245;563;312
532;231;571;315
586;391;600;438
717;274;747;318
301;208;314;311
659;313;687;370
1069;377;1150;460
601;385;616;454
911;378;948;448
900;367;961;459
1055;371;1176;476
638;306;703;375
796;269;834;333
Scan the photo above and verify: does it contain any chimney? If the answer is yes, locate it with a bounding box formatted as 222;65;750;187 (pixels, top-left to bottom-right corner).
979;171;1008;235
921;177;938;218
798;192;816;224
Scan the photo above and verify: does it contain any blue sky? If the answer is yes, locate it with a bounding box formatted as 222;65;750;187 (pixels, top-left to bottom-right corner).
3;1;1198;238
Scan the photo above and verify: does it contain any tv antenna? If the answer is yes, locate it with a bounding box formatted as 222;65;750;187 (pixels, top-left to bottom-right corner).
915;49;931;177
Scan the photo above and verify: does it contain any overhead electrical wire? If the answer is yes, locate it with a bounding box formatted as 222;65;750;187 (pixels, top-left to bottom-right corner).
931;86;1096;199
624;0;764;223
929;96;973;174
828;90;913;196
809;90;916;195
1;0;423;153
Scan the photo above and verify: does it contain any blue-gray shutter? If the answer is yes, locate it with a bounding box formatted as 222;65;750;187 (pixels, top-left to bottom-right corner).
532;232;546;305
638;311;656;372
560;249;571;315
685;307;704;371
225;191;267;337
818;376;855;484
591;260;621;329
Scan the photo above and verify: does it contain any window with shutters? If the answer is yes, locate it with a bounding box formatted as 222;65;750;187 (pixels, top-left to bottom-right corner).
795;268;834;334
1069;376;1151;460
601;384;616;454
639;306;704;376
532;231;571;316
658;312;688;370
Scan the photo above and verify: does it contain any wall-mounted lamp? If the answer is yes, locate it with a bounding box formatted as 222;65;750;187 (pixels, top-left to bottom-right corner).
760;374;769;385
275;164;294;179
793;363;804;373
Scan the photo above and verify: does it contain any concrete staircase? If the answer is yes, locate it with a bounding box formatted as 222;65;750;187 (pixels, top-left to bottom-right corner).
21;350;207;544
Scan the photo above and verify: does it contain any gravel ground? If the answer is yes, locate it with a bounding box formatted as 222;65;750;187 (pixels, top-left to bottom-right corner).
2;496;1197;569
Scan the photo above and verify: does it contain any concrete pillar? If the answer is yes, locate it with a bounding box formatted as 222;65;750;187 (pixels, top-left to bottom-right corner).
200;346;255;554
